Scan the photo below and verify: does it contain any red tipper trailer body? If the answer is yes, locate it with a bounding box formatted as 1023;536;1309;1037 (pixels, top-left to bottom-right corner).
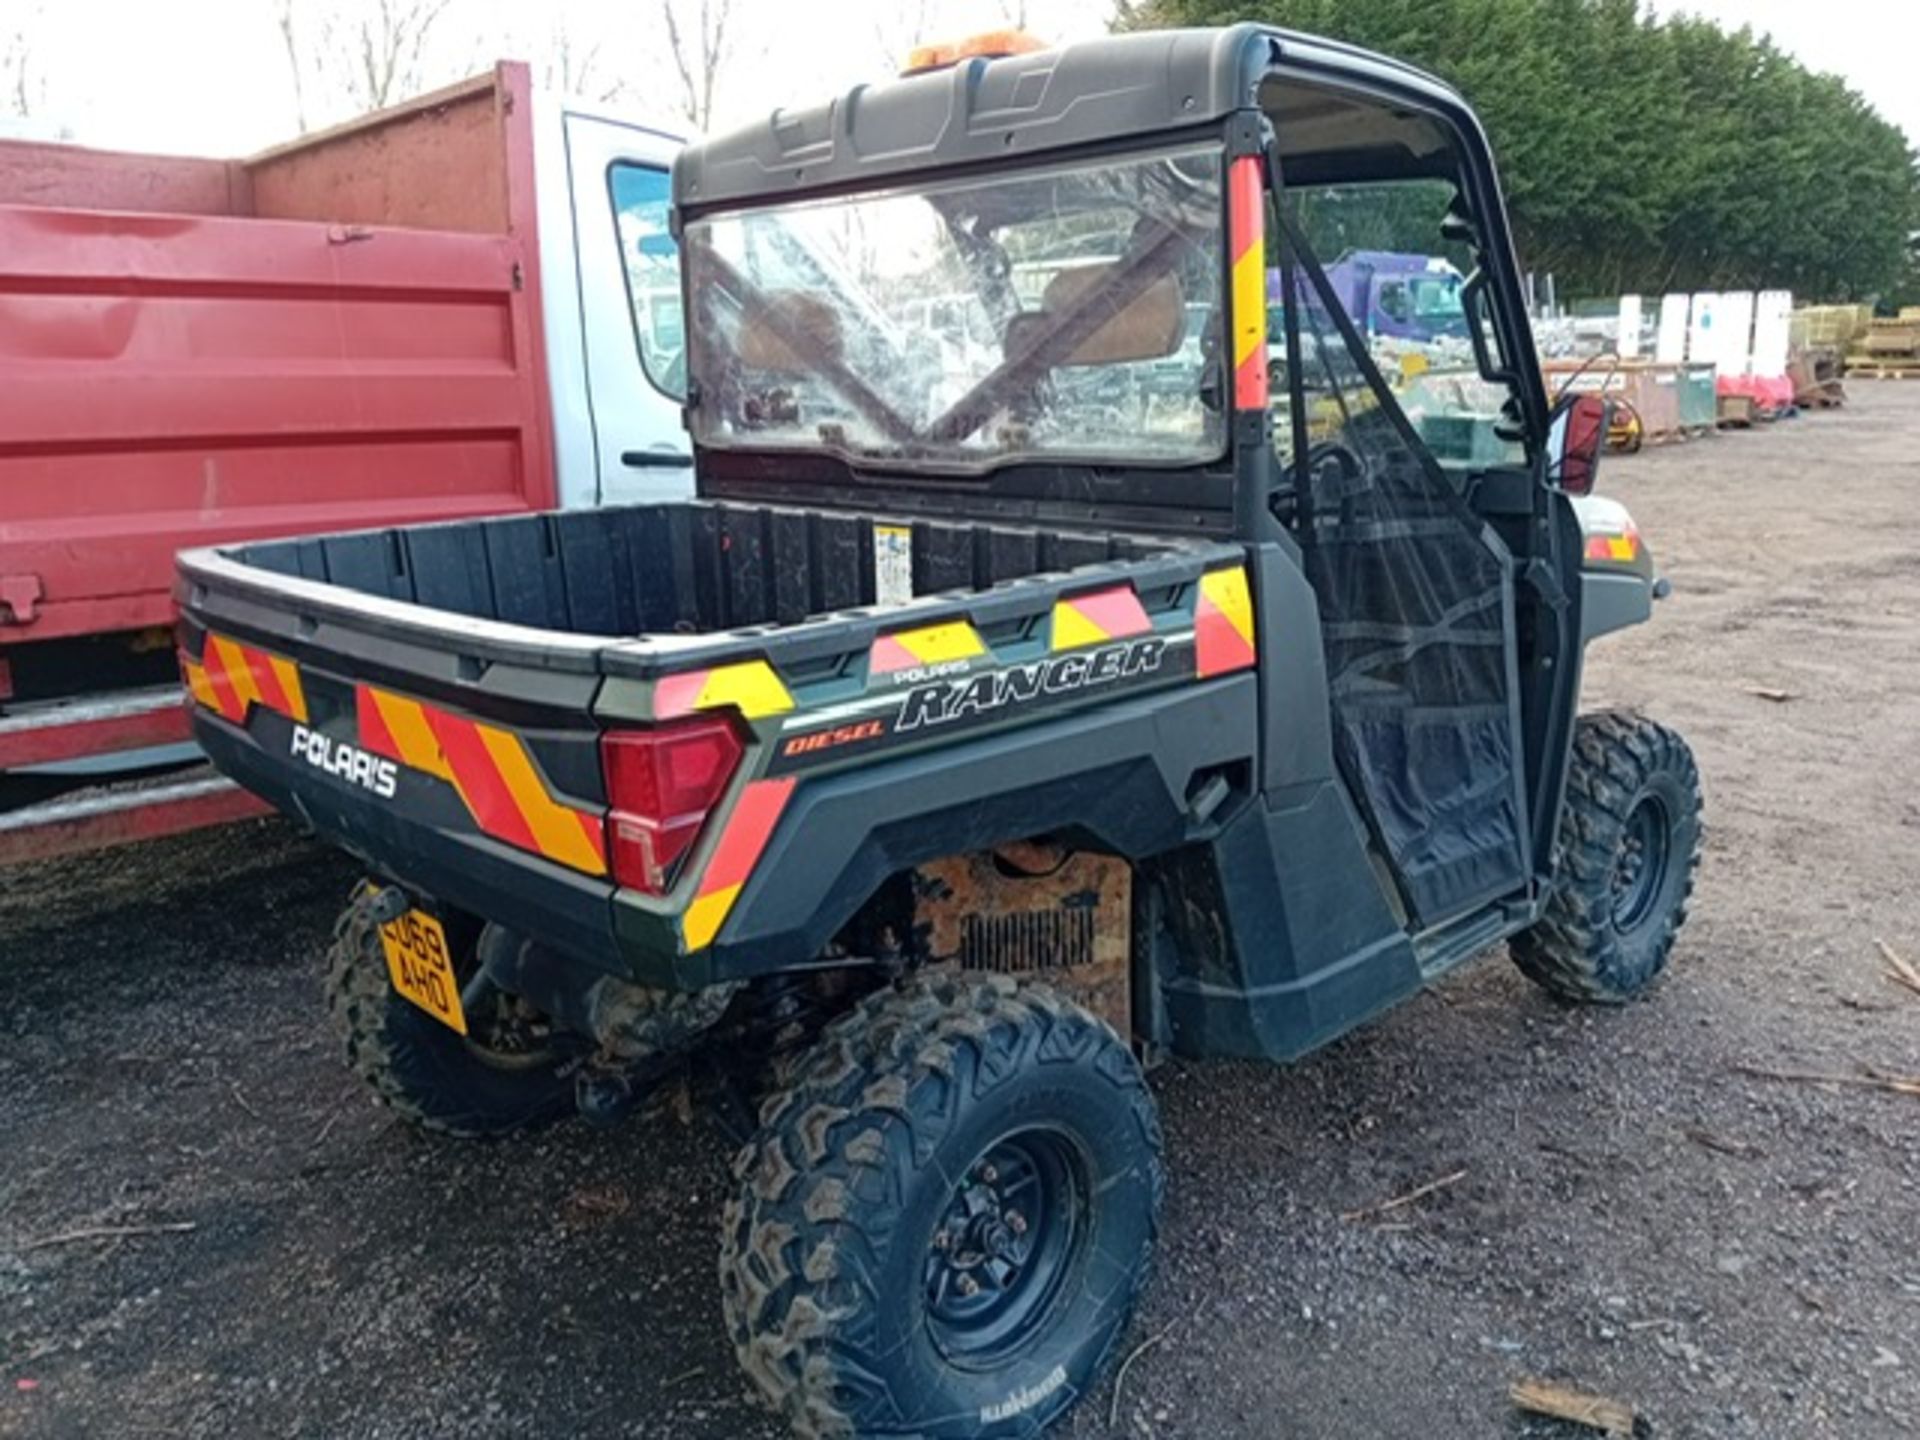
0;65;584;862
0;66;557;646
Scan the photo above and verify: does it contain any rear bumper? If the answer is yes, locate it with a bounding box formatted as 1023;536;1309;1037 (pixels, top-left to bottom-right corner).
1579;570;1652;644
196;710;625;972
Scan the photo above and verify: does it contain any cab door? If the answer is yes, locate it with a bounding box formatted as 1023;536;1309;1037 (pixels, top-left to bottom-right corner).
558;111;693;505
1263;100;1538;929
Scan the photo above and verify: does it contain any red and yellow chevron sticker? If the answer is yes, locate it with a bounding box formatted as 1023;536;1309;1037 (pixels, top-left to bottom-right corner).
182;632;309;727
356;685;607;876
653;659;794;720
1228;155;1269;412
1194;566;1257;678
1050;585;1153;651
868;619;988;675
682;776;796;951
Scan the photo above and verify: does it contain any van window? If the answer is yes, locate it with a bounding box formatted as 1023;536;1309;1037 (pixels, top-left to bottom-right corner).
608;163;687;401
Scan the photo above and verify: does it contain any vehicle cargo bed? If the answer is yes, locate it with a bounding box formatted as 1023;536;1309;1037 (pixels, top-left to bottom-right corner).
178;496;1246;978
225;500;1185;641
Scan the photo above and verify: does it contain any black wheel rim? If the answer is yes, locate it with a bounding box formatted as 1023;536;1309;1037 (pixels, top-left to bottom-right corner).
1611;795;1671;932
457;972;561;1073
923;1128;1086;1368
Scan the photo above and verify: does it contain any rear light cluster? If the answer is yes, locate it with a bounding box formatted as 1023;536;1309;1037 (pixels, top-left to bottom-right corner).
601;716;743;894
1584;522;1641;564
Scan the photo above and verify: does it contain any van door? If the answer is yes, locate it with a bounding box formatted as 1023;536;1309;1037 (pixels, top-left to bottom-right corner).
559;112;693;505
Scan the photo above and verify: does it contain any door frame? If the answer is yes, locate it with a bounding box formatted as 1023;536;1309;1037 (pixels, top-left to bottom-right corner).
534;100;689;509
1252;86;1546;924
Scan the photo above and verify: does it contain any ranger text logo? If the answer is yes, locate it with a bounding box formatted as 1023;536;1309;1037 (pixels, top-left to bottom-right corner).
895;636;1166;733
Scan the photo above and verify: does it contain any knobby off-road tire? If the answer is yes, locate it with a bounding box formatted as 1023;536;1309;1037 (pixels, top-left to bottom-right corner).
325;883;575;1138
721;973;1163;1439
1512;711;1702;1003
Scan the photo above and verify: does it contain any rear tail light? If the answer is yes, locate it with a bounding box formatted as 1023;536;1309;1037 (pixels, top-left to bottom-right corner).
601;716;743;894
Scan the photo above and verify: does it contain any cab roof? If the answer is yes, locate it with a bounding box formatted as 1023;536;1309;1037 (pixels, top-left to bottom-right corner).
672;23;1469;216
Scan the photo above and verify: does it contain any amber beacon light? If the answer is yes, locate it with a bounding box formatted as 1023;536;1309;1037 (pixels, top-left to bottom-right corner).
901;28;1050;76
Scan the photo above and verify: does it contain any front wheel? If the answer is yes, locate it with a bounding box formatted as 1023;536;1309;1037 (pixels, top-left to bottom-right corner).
1511;712;1703;1003
721;973;1163;1439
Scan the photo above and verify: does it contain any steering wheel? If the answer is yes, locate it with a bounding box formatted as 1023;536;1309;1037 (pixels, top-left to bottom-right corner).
1272;440;1365;528
1306;439;1365;496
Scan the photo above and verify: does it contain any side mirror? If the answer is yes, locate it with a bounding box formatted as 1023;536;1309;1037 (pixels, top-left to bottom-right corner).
1548;390;1607;496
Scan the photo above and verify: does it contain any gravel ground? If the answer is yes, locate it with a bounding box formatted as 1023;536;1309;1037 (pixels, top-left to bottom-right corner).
3;385;1918;1440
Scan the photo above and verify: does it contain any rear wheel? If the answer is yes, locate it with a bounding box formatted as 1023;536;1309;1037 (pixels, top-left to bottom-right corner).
721;973;1163;1439
1512;712;1702;1003
325;882;576;1138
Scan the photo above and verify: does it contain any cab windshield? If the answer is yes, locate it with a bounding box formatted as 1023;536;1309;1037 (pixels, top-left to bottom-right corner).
681;145;1226;472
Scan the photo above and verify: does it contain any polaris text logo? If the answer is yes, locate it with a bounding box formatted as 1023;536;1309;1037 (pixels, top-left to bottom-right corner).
292;725;398;799
885;657;974;687
895;636;1166;733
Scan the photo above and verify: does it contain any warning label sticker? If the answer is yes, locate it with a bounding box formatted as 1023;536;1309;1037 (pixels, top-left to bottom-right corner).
873;524;913;606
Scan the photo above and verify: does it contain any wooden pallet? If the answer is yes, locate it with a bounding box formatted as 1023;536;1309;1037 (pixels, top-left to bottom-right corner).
1847;348;1918;371
1846;364;1920;380
1637;423;1693;447
1610;419;1704;450
1793;375;1848;407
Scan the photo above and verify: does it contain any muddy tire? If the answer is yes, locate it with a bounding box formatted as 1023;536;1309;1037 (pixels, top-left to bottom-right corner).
720;973;1162;1439
1512;712;1702;1003
324;883;575;1138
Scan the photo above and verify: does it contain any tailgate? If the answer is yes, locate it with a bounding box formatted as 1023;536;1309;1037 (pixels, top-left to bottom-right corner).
177;570;620;971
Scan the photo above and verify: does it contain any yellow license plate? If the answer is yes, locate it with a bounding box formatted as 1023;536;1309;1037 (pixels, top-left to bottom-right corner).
378;906;467;1035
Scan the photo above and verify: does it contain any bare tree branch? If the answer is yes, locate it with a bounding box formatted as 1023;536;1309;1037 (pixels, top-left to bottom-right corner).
275;0;310;132
660;0;699;126
3;5;43;121
540;24;623;104
701;0;731;130
873;0;934;74
659;0;736;131
276;0;465;132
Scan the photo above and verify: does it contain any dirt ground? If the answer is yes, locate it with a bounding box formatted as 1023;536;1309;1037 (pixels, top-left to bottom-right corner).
4;385;1918;1440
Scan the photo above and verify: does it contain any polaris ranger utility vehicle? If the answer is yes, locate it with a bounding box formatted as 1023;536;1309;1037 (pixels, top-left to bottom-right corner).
178;25;1701;1440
